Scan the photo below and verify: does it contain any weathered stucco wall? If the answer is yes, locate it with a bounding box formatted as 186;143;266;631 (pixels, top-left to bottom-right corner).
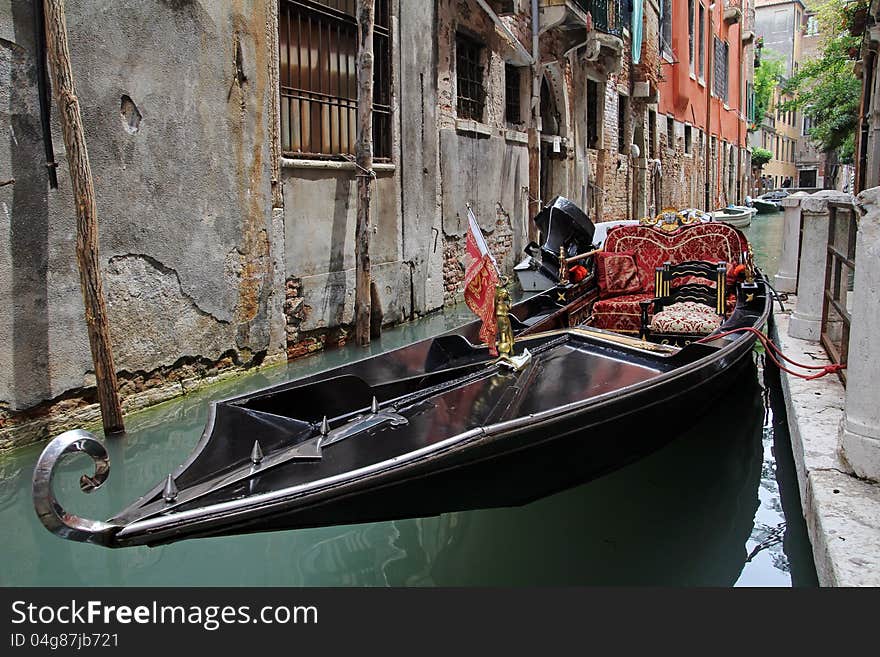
281;166;410;338
0;0;284;446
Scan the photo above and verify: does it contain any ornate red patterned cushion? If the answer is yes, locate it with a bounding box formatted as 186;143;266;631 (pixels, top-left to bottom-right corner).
595;251;643;298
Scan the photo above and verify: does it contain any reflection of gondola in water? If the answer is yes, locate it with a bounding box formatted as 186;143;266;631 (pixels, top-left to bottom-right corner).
417;361;764;586
277;363;763;587
293;513;469;586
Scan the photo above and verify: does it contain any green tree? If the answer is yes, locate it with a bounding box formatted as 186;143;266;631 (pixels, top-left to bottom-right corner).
751;51;786;133
780;0;865;163
751;147;773;169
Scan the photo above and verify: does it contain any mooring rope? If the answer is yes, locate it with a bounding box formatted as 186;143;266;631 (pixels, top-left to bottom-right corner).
697;326;846;380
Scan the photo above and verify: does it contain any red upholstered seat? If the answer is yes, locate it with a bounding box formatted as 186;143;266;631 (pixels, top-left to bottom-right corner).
602;223;749;294
591;222;748;333
592;293;654;333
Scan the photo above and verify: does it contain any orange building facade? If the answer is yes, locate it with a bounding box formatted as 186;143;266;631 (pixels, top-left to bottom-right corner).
656;0;754;209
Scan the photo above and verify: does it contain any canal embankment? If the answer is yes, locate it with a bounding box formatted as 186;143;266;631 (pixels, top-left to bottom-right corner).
771;297;880;586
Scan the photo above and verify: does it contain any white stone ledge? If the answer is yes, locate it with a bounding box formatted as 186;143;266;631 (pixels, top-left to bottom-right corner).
281;158;397;173
772;301;880;586
455;119;493;137
504;129;529;144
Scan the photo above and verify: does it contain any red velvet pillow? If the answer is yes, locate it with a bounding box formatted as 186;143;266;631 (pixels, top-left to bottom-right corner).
595;251;643;298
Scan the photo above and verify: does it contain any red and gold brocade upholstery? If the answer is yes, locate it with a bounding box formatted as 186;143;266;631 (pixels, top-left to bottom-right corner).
602;223;748;294
590;222;748;333
595;251;643;297
592;293;654;333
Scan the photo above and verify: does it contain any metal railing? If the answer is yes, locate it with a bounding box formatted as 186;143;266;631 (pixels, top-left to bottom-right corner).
820;201;858;385
576;0;626;36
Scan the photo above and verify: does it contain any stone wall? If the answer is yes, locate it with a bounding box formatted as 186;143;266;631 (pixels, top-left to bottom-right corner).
0;0;286;448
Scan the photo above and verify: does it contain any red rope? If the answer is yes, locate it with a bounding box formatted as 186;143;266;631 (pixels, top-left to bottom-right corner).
696;326;847;380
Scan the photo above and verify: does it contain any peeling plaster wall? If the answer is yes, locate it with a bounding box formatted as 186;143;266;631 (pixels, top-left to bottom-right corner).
437;0;530;302
0;0;283;418
281;166;410;335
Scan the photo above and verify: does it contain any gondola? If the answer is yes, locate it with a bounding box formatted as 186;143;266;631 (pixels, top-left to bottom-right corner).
32;199;772;548
751;198;780;214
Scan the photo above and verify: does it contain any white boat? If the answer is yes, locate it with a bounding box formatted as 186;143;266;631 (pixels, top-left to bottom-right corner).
710;205;756;228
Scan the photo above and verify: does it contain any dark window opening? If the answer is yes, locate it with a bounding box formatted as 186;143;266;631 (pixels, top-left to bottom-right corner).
617;94;628;153
279;0;392;160
799;169;817;187
541;76;561;135
648;109;656;158
456;33;485;121
667;116;674;150
587;78;600;148
684;125;692;154
505;64;522;124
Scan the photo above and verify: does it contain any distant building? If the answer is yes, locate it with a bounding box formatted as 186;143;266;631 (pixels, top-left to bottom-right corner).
656;0;755;210
749;0;807;191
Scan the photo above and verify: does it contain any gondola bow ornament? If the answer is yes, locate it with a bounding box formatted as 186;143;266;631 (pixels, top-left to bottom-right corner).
463;205;500;356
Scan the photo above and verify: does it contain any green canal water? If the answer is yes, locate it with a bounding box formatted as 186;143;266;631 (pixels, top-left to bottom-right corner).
0;211;817;586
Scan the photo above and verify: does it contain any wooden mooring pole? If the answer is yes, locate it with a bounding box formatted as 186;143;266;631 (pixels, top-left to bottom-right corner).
354;0;375;347
42;0;124;433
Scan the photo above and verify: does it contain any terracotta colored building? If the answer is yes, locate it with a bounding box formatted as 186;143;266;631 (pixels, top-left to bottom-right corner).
656;0;754;209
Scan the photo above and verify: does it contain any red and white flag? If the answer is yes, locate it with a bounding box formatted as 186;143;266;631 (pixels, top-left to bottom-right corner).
463;206;500;356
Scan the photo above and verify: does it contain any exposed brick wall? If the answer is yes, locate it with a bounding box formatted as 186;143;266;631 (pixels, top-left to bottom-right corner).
443;209;514;306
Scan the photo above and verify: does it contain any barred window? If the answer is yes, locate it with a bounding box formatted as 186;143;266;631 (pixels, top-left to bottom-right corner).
660;0;672;55
505;64;522;124
457;34;485;121
688;0;695;75
587;78;600;148
698;3;706;79
279;0;392;160
713;37;728;102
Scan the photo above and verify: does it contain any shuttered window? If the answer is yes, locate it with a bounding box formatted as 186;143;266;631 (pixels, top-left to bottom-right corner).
279;0;392;160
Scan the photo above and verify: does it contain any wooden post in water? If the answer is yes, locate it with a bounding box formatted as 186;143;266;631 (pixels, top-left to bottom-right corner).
354;0;375;347
42;0;124;433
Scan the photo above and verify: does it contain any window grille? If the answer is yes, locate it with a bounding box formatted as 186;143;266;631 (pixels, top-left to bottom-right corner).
587;79;601;148
279;0;391;160
713;37;728;102
505;64;521;124
456;33;485;121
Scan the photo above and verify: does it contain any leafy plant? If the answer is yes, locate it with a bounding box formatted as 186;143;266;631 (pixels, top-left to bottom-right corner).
751;147;773;168
750;50;786;133
780;0;862;163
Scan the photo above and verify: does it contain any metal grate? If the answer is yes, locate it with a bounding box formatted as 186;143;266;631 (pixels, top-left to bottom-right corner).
713;37;729;102
505;64;521;124
582;0;623;36
279;0;391;160
821;202;857;385
456;33;485;121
